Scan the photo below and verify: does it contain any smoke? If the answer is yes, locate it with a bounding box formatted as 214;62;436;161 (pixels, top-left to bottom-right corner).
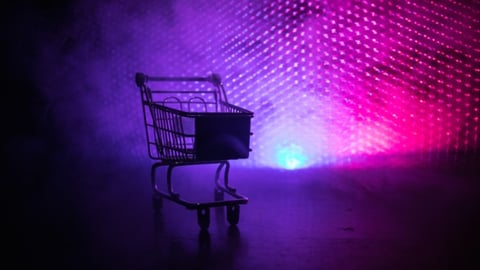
29;0;172;163
24;0;480;169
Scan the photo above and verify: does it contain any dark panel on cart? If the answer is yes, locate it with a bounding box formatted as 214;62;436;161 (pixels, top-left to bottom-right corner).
195;114;251;161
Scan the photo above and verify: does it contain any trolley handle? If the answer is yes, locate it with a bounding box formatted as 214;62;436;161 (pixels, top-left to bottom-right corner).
135;72;222;87
135;72;227;103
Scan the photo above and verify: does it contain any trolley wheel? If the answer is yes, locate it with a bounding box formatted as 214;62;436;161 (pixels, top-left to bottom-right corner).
214;187;224;201
226;205;240;226
152;193;163;211
197;208;210;230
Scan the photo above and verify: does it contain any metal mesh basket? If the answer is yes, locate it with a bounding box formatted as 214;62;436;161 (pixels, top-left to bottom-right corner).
135;72;254;162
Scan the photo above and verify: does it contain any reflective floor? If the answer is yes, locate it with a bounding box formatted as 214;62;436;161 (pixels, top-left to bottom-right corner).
5;151;480;270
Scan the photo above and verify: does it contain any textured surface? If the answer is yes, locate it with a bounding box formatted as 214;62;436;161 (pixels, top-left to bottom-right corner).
21;0;480;169
6;156;480;270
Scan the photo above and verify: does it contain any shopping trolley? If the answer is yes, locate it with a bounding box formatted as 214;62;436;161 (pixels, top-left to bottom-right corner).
135;72;253;230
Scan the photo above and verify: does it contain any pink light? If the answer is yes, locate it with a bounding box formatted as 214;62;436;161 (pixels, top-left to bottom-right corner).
32;0;480;168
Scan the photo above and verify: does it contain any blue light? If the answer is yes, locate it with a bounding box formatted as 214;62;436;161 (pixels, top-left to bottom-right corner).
276;144;308;170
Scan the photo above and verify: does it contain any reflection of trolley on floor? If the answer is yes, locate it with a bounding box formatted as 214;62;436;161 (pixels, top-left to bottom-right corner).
135;72;253;230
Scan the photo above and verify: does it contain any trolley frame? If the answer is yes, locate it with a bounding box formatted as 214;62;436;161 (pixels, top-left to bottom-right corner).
135;72;253;229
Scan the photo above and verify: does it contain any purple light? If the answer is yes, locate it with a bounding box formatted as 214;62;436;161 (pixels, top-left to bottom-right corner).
33;0;480;169
276;144;309;170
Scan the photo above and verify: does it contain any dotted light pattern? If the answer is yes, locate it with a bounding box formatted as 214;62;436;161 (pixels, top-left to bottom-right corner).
37;0;480;169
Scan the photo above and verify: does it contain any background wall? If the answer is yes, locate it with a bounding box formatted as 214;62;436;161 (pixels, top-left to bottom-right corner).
4;0;480;170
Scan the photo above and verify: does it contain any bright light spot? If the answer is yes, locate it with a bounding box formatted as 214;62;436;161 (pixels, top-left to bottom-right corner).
276;144;308;170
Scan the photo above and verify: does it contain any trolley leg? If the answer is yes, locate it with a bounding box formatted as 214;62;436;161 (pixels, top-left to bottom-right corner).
197;207;210;230
151;162;162;193
214;187;224;201
151;163;164;212
226;204;240;226
214;161;236;192
214;162;226;189
223;161;236;192
152;193;163;211
167;165;179;198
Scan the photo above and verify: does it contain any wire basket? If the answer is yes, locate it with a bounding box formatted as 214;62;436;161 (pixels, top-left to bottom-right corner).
135;72;253;162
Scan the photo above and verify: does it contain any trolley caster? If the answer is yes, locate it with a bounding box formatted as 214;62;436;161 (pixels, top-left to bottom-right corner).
214;188;224;201
226;205;240;226
197;208;210;230
152;194;163;211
